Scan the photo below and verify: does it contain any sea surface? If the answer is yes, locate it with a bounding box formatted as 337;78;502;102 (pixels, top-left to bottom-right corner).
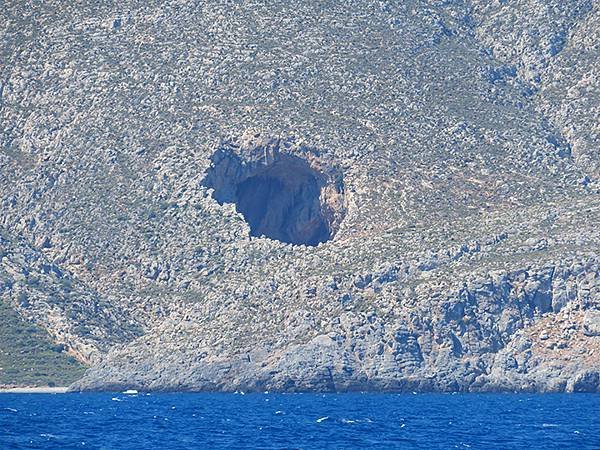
1;392;599;449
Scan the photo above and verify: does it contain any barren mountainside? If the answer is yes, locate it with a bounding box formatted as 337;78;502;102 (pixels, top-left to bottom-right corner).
1;0;599;392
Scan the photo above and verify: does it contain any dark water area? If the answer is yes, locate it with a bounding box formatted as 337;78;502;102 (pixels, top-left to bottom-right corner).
1;392;599;449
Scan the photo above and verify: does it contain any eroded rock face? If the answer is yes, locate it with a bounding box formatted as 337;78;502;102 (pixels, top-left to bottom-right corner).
202;138;345;246
69;258;600;393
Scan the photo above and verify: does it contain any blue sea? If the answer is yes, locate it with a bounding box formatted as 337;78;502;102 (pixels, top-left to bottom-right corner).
1;393;599;449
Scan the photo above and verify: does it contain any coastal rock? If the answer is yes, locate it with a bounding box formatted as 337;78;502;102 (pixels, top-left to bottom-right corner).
583;311;600;337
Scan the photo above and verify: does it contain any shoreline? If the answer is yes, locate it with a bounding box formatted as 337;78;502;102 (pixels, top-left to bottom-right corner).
0;386;69;394
0;386;598;395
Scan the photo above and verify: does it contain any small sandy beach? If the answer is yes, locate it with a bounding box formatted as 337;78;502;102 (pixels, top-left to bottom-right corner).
0;386;69;394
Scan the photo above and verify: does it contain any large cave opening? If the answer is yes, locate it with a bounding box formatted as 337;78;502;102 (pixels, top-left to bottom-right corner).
202;143;345;246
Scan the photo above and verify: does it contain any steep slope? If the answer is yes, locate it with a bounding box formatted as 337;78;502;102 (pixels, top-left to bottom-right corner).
0;0;598;392
0;299;86;387
471;0;599;176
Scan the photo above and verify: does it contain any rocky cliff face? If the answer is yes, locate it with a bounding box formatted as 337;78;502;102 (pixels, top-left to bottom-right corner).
201;138;346;246
1;0;598;392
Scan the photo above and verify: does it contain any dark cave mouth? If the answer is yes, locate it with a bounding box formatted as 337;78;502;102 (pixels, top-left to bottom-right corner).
202;145;345;246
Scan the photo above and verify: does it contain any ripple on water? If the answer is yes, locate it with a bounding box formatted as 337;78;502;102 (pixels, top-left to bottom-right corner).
0;393;598;449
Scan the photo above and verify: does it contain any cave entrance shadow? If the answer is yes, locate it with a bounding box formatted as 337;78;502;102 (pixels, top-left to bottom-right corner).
202;148;344;246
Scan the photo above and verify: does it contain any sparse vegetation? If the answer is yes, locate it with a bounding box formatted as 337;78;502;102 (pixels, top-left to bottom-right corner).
0;300;86;387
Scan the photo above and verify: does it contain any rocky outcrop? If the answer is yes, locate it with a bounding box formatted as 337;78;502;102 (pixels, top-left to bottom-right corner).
71;256;600;393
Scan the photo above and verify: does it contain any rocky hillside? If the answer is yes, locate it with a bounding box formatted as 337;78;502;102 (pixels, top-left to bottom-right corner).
1;0;598;392
0;298;85;387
